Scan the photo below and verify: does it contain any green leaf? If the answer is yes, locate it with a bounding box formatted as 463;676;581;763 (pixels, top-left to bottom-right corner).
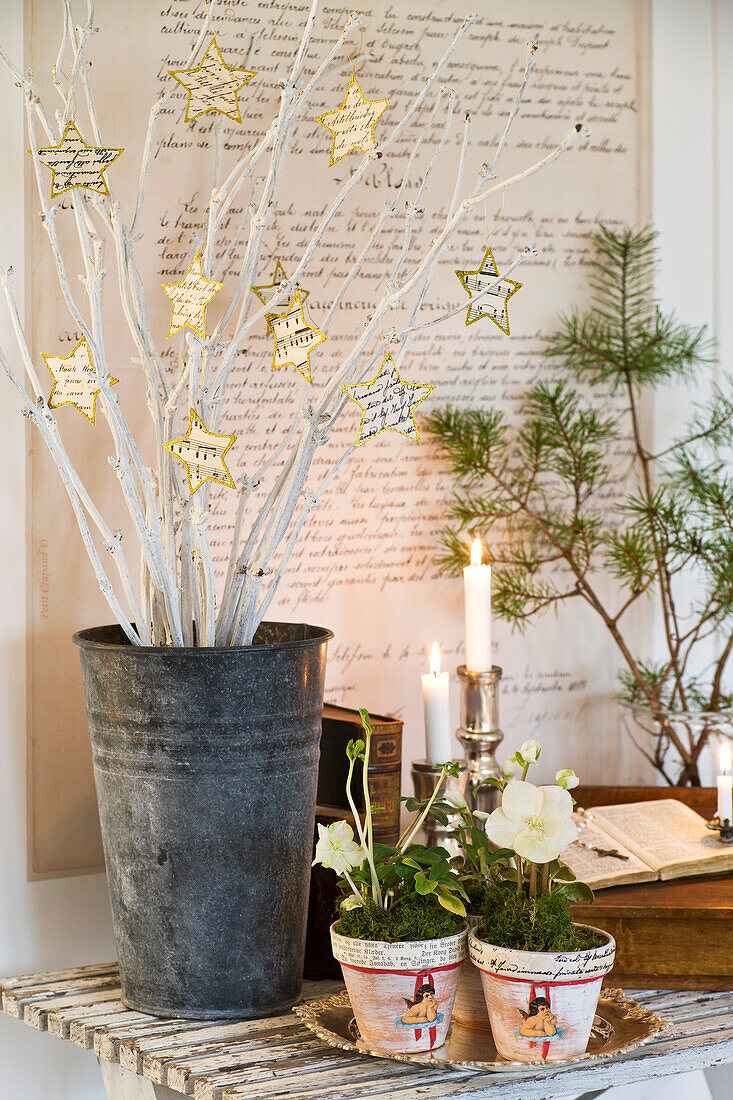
554;880;595;903
431;809;450;827
358;709;373;738
487;848;515;864
346;738;365;762
435;885;467;916
372;843;398;858
428;860;449;882
414;871;437;895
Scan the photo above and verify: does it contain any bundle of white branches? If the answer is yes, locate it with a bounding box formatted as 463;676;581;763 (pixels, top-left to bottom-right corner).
0;0;583;648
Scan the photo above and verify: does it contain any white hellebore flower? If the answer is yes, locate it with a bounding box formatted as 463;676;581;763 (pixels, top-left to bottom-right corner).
443;776;468;810
556;768;580;790
485;780;578;864
501;756;521;778
520;739;541;764
313;820;363;874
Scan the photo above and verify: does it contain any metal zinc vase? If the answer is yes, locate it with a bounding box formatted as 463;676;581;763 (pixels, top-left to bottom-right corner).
75;620;333;1020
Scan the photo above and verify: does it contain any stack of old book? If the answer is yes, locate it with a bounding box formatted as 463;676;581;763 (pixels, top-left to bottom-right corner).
303;705;403;980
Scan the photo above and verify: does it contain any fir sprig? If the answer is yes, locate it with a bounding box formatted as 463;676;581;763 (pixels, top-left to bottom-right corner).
426;225;727;785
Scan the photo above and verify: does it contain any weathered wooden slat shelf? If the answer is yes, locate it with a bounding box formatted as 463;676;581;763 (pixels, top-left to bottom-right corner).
1;964;732;1098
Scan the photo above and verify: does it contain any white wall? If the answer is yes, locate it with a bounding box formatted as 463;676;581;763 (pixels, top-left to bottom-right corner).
0;3;115;1098
0;1;728;1098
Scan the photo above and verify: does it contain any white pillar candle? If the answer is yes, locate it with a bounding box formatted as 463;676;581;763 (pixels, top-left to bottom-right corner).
464;537;492;673
718;741;733;823
421;641;452;765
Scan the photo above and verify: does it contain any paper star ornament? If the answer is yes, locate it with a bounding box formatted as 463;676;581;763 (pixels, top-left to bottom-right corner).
164;409;237;495
341;353;434;445
252;260;309;308
266;292;326;384
317;75;389;165
42;336;117;425
163;251;223;339
169;37;256;123
455;245;523;335
34;120;123;199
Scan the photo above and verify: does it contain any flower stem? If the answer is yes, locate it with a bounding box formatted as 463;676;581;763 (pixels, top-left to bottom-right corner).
343;871;365;906
359;716;383;908
399;764;450;853
515;855;523;896
528;861;538;900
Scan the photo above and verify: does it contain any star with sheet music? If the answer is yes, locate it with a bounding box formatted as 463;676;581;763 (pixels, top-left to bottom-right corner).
252;261;309;308
162;251;223;340
266;292;327;384
164;409;237;495
42;336;118;425
341;353;434;445
455;244;523;335
34;120;123;199
169;36;257;123
317;75;389;165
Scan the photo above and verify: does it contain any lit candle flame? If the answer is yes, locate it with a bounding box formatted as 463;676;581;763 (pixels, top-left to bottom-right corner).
430;640;441;676
721;741;732;776
470;537;482;567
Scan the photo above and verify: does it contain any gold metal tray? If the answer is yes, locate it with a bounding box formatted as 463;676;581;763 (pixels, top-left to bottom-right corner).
294;989;668;1073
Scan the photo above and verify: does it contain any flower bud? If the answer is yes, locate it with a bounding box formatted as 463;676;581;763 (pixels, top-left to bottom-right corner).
556;768;580;790
520;739;541;764
501;756;521;778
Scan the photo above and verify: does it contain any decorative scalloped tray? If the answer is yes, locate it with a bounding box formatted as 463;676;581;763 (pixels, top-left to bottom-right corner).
294;988;668;1073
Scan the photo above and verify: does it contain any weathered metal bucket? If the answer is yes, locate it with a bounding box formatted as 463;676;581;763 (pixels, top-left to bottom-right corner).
74;621;333;1020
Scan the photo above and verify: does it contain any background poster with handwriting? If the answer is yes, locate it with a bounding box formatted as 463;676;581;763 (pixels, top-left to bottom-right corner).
25;0;651;874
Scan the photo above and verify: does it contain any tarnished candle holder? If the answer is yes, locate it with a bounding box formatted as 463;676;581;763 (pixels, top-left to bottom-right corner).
456;665;504;815
410;759;468;855
706;816;733;843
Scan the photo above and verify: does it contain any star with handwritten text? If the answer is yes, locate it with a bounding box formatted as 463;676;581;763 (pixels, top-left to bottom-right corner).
341;353;434;445
266;292;327;384
162;251;223;340
42;336;118;425
317;76;389;166
34;120;123;199
164;409;237;495
455;244;523;335
169;37;257;124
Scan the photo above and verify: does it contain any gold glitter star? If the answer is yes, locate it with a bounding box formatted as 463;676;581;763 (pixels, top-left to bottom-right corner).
252;260;309;308
266;292;327;384
341;353;434;445
317;76;389;165
42;336;118;425
169;37;257;124
164;409;237;495
455;244;523;335
34;120;123;199
162;251;223;339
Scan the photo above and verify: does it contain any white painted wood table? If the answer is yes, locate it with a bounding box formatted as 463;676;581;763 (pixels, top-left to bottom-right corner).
1;964;732;1100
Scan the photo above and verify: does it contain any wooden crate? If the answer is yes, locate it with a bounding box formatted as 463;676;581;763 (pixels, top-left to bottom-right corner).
571;786;733;990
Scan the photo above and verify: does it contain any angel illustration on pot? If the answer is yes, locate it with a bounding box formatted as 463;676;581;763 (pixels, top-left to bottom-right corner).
399;983;442;1026
516;996;565;1042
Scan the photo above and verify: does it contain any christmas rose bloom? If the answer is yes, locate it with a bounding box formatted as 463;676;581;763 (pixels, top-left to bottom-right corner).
485;780;578;864
520;739;541;764
556;768;580;790
313;820;363;873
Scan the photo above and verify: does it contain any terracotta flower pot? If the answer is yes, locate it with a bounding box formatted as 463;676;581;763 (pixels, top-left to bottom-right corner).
468;926;616;1063
330;923;467;1054
452;916;491;1033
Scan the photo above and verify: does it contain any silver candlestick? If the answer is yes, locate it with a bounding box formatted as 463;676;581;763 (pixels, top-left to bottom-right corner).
456;664;504;814
410;759;468;856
